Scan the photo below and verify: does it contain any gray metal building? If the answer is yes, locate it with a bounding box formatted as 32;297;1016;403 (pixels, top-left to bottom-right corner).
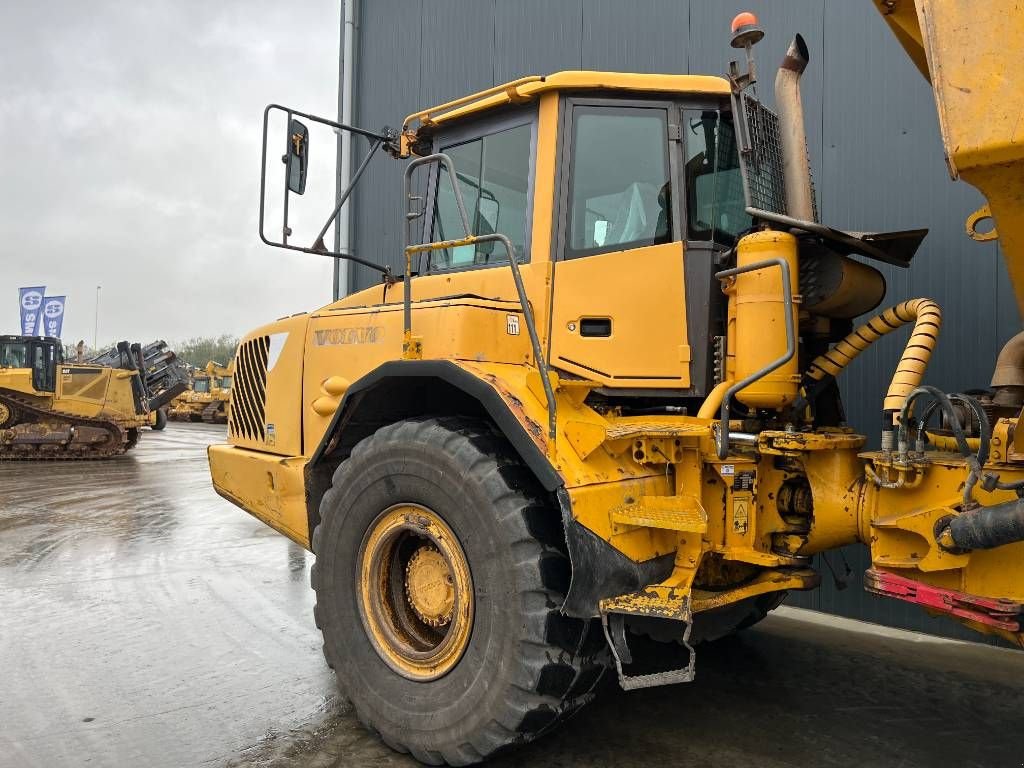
338;0;1016;642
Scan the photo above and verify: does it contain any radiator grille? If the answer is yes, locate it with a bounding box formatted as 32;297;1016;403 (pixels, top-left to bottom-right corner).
229;335;269;441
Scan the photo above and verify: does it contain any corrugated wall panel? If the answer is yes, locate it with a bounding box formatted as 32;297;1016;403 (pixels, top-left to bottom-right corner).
493;0;583;84
349;0;1015;642
581;0;691;74
419;0;495;107
351;0;422;286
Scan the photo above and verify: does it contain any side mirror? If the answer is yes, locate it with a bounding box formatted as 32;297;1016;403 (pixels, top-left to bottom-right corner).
284;119;309;195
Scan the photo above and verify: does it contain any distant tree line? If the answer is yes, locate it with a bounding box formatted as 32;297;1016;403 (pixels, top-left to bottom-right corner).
173;335;239;369
59;335;237;369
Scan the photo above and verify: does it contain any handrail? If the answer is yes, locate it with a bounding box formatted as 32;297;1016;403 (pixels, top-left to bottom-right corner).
402;76;544;133
713;257;796;459
401;153;557;441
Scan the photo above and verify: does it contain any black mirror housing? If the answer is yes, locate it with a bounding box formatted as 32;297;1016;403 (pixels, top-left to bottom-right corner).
286;119;309;195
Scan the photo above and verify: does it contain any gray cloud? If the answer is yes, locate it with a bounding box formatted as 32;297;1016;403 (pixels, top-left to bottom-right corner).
1;0;341;348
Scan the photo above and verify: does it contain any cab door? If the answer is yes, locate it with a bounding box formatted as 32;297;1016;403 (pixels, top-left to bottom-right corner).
30;340;59;392
549;100;690;389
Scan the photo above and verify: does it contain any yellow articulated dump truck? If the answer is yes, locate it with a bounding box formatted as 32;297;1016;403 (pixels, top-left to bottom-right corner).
210;2;1024;762
169;361;232;424
0;336;154;458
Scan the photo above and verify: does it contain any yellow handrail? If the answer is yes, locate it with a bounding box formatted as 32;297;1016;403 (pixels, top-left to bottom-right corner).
402;76;543;133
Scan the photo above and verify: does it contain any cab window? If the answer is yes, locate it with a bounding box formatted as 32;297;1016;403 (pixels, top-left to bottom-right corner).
0;341;28;369
565;106;671;259
430;122;532;271
684;109;752;244
193;378;210;393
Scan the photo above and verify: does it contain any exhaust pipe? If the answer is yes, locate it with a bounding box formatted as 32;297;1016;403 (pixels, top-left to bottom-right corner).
775;34;815;221
991;330;1024;408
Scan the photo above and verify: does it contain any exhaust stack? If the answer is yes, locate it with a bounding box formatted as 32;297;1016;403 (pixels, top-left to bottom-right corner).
775;34;815;221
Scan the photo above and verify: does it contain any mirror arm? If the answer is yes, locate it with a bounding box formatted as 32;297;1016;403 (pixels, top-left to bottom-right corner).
312;136;385;253
259;103;396;278
268;103;395;145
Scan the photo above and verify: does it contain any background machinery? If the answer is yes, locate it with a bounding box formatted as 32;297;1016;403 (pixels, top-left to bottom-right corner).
0;336;184;457
209;1;1024;762
169;360;232;424
90;339;190;430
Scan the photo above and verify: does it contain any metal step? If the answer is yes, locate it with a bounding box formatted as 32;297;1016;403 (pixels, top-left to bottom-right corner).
601;589;695;690
611;495;707;533
604;418;710;443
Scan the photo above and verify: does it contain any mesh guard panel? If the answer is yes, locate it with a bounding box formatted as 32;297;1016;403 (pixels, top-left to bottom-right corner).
734;92;818;221
740;94;788;216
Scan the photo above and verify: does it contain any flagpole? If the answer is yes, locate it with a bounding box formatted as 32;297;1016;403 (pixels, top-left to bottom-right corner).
93;285;101;350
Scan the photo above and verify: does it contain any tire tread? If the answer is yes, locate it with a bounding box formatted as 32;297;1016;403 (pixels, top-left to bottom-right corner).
311;417;607;766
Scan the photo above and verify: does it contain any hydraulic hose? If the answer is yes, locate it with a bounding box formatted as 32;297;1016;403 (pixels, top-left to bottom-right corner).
898;385;984;503
925;432;982;453
941;497;1024;551
804;298;942;418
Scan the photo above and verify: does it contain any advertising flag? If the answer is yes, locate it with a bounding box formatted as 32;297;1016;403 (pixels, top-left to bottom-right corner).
41;296;67;339
18;286;45;336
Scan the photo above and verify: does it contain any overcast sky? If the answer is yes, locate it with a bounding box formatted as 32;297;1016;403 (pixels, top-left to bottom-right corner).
1;0;342;348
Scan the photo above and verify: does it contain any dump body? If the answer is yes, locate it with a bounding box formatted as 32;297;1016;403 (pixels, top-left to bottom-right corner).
876;0;1024;316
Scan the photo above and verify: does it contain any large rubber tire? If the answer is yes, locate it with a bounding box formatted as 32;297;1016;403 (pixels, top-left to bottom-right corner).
152;408;168;431
311;417;607;766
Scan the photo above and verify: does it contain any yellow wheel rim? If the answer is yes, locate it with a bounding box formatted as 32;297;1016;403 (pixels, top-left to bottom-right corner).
357;504;473;681
0;402;9;427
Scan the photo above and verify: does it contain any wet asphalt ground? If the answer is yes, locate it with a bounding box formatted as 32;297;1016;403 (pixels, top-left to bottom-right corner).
2;423;1023;768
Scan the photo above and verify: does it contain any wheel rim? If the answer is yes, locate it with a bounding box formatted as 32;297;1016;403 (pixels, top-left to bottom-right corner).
0;402;10;427
357;504;474;681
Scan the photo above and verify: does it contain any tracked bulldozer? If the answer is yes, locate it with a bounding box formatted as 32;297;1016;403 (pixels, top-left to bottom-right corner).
0;336;152;458
169;361;232;424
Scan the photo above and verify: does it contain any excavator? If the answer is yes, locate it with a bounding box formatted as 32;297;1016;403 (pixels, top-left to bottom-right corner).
169;361;232;423
208;1;1024;763
0;337;183;458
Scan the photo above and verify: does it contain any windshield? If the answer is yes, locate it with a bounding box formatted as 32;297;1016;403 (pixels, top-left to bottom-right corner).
0;341;28;369
684;110;751;245
193;378;210;393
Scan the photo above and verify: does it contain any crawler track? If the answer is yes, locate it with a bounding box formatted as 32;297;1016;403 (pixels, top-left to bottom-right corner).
201;401;226;424
0;391;130;460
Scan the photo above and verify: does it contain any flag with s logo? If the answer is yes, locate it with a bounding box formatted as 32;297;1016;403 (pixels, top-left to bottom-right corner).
18;286;45;335
41;296;67;338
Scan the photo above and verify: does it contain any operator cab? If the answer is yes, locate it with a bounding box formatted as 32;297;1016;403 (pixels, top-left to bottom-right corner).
192;376;211;394
260;72;759;399
409;73;750;395
0;335;63;392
